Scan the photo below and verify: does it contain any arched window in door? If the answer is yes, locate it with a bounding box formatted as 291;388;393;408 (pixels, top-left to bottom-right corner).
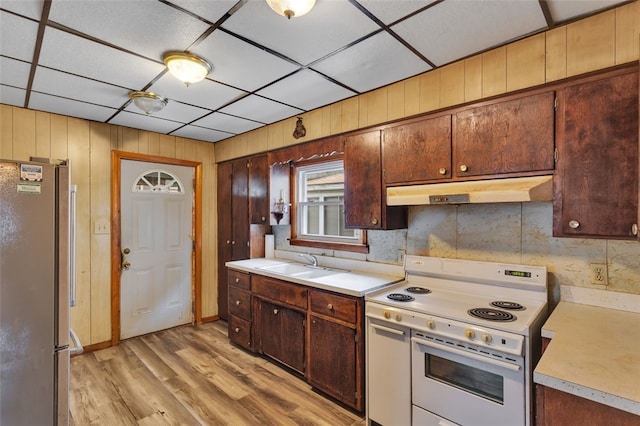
131;169;184;193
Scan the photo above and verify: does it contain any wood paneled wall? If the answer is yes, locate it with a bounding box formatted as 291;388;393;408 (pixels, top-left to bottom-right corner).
0;109;217;346
214;1;639;162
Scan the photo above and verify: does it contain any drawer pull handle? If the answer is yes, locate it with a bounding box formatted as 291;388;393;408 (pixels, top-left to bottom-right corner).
273;309;279;315
235;277;240;283
235;300;241;305
327;303;333;310
632;224;638;236
234;327;240;333
569;220;580;229
438;167;447;175
459;164;468;172
371;218;378;225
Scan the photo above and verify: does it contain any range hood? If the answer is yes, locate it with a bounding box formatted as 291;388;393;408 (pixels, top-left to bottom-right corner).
386;175;553;206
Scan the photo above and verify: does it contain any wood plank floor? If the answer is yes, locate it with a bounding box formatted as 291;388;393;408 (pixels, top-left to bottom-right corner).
69;320;366;425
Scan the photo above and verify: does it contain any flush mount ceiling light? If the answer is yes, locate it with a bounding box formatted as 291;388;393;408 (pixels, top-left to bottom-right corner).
129;91;168;115
163;51;211;87
266;0;316;19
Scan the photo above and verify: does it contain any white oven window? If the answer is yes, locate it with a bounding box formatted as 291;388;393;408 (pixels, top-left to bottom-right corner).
425;354;504;404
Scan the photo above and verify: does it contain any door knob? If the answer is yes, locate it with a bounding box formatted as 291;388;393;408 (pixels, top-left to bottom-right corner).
122;261;131;269
123;248;130;254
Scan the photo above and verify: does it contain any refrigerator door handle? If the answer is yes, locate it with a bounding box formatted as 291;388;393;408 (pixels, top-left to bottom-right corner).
69;184;77;307
69;328;84;355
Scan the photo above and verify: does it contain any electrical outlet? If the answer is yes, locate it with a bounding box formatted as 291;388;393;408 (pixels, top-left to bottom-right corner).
398;249;406;264
589;263;608;286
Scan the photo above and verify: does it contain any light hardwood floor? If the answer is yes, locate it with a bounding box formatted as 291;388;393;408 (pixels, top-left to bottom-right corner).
69;320;366;425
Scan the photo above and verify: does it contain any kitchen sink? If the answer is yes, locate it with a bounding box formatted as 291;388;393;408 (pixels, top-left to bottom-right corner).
257;263;346;279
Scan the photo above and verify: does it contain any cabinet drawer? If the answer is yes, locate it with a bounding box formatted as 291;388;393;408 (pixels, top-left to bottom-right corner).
310;289;358;324
228;315;252;351
229;286;251;320
252;276;307;309
228;269;250;290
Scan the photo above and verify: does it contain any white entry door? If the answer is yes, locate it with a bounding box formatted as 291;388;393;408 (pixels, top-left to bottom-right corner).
120;160;194;339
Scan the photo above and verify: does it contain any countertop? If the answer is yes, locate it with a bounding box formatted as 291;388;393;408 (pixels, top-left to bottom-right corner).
225;257;404;297
533;301;640;415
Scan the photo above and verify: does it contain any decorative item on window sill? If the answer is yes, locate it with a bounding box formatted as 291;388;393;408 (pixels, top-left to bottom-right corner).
271;191;288;224
293;117;306;139
129;91;168;115
266;0;316;19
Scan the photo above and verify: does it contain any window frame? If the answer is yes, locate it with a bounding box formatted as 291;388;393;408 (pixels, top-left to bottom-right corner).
289;156;368;253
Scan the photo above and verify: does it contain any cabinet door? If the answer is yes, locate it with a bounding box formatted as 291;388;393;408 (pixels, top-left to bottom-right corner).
454;91;555;177
308;315;359;410
554;71;639;239
257;299;305;373
231;159;249;260
382;115;452;184
217;162;233;320
344;130;383;229
249;154;269;225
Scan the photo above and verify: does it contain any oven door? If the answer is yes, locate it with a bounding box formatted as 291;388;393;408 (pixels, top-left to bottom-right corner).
411;334;525;426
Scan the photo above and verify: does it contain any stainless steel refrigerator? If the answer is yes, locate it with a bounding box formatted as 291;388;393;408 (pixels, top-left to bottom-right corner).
0;158;82;425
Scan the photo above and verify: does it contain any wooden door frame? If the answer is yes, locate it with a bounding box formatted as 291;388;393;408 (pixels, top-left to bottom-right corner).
110;151;203;346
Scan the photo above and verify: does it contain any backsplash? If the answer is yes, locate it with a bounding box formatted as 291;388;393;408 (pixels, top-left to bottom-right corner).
273;202;640;306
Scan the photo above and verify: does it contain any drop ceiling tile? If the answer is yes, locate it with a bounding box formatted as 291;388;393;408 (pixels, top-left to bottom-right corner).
222;0;379;66
192;112;263;134
220;95;303;124
357;0;438;25
0;85;26;107
48;0;210;61
148;73;246;111
0;0;43;20
312;31;432;93
0;56;31;88
171;125;234;143
32;66;129;108
125;97;209;124
393;0;547;66
109;111;184;134
28;92;117;123
545;0;623;22
167;0;238;24
257;69;356;111
0;11;39;61
38;27;166;89
191;29;300;92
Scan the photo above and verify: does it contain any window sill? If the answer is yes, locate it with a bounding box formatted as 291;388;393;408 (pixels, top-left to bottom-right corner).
289;238;369;254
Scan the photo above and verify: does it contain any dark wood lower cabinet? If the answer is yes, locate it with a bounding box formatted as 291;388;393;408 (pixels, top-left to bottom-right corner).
256;299;306;374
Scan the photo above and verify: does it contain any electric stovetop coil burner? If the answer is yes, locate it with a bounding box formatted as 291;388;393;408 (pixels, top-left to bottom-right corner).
387;293;415;302
405;286;431;294
491;301;525;310
467;307;517;322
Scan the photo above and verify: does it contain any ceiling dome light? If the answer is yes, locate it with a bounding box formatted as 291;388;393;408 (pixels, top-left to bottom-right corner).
129;91;168;115
266;0;316;19
163;51;211;87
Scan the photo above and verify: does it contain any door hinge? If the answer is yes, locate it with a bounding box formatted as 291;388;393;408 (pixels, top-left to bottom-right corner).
354;333;358;343
554;148;559;163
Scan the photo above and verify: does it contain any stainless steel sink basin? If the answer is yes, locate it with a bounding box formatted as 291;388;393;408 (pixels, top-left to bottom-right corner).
257;263;346;280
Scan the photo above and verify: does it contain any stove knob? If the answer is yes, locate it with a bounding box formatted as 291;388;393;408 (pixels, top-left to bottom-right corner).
481;333;492;343
395;313;402;322
426;320;436;330
383;311;391;319
464;329;475;339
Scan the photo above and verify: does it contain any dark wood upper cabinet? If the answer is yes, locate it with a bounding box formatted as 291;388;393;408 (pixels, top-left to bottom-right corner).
453;91;556;178
248;154;270;224
553;68;639;239
344;130;407;230
382;114;452;184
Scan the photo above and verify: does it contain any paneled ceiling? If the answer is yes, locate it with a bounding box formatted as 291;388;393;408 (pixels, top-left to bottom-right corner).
0;0;629;143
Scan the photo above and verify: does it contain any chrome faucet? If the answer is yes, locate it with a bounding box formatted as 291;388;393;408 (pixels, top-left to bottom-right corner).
299;253;318;267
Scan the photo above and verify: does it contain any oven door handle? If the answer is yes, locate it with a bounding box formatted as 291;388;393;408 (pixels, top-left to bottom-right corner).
412;336;521;372
370;323;406;336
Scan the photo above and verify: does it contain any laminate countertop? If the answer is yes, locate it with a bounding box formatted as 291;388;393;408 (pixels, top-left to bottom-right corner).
226;257;404;297
533;301;640;415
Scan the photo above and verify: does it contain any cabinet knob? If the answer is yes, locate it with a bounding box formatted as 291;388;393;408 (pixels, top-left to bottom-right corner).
235;300;241;305
327;303;333;310
234;327;240;333
231;240;236;245
569;220;580;229
226;240;230;244
438;167;447;175
632;224;638;236
235;277;240;283
371;218;378;225
273;309;279;315
261;216;266;222
459;164;468;172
